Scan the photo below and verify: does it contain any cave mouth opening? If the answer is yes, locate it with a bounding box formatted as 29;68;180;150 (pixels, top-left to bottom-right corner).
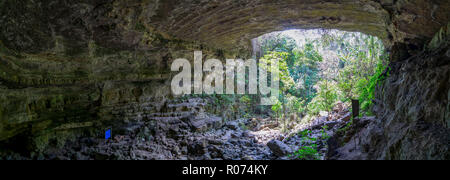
163;29;391;160
241;29;389;134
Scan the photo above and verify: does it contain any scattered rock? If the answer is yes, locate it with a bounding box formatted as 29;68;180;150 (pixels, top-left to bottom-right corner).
225;121;240;130
208;139;224;145
208;146;223;159
188;140;207;156
190;119;207;132
267;140;292;157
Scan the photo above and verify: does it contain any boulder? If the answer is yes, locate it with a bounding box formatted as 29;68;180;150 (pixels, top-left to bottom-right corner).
190;116;223;132
208;116;223;129
190;119;207;132
267;140;292;157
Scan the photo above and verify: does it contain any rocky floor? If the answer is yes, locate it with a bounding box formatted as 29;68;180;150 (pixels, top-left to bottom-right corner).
0;99;355;160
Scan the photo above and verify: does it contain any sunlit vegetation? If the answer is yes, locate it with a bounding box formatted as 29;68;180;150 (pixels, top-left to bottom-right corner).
257;29;389;127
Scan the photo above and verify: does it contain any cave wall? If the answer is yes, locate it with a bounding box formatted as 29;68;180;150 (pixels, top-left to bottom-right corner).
0;0;449;158
371;38;449;159
0;0;238;151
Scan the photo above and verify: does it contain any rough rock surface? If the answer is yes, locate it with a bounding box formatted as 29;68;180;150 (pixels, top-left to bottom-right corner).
0;101;351;160
267;140;292;157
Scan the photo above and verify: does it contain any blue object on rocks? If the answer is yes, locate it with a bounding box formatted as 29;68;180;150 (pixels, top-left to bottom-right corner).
105;129;111;140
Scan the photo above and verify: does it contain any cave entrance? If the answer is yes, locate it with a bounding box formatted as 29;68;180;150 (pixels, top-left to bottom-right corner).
245;29;388;134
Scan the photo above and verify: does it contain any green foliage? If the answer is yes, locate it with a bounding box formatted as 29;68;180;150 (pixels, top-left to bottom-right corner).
290;145;320;160
286;94;306;115
290;42;322;103
239;95;251;104
357;61;388;113
307;80;340;115
260;39;323;121
259;33;298;67
260;51;295;91
290;129;321;160
337;119;353;135
295;42;323;65
298;129;310;137
334;34;389;114
260;34;297;54
258;30;388;128
271;98;283;118
320;126;331;140
322;32;389;114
